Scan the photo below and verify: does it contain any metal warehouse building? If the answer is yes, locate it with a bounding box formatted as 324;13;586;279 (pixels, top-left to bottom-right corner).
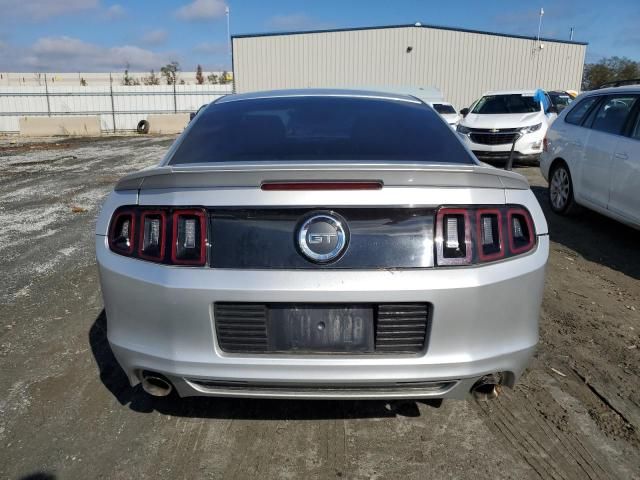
232;24;587;108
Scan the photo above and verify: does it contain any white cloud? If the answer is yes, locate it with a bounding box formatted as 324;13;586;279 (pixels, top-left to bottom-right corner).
175;0;227;21
4;36;176;71
0;0;99;20
104;4;125;20
140;29;168;45
266;13;332;31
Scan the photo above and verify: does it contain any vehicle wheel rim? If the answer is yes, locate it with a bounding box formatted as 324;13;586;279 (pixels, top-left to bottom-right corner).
550;168;570;210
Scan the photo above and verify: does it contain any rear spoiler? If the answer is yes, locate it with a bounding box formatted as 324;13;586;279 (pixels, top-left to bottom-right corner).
115;162;529;191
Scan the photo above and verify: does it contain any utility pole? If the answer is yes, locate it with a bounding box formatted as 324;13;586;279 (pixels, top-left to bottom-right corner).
226;6;234;93
226;6;231;62
536;7;544;47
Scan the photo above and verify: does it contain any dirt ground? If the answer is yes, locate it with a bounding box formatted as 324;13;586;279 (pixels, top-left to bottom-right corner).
0;135;639;480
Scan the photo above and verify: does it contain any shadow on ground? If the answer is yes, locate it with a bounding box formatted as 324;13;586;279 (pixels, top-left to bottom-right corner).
529;183;640;280
90;310;442;420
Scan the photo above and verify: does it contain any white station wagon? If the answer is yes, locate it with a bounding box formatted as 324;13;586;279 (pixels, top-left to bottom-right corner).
540;85;640;228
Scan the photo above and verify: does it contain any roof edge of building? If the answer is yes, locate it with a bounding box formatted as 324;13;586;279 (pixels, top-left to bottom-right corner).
232;23;588;46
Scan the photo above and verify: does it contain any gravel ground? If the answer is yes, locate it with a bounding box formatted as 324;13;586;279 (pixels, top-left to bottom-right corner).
0;136;639;480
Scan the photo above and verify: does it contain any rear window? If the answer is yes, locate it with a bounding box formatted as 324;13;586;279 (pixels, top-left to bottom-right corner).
471;94;539;114
549;93;573;107
432;103;456;114
169;96;475;165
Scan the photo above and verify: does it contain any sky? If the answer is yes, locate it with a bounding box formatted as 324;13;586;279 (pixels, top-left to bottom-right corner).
0;0;638;73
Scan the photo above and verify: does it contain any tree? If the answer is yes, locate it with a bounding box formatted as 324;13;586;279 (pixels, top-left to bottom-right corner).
582;56;640;90
141;69;161;85
219;70;231;85
80;77;87;86
195;64;204;85
122;66;140;86
160;61;180;85
207;73;219;84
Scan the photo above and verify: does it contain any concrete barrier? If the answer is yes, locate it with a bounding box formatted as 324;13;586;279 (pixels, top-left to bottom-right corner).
19;116;101;136
147;114;190;135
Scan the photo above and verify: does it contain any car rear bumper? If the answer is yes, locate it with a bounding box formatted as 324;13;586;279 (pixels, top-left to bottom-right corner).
97;234;548;400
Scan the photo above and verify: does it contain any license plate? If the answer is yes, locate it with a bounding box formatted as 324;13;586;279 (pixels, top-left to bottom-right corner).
267;304;374;353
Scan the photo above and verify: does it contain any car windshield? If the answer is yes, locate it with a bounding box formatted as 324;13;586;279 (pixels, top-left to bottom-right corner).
471;94;540;114
432;103;457;114
170;96;475;164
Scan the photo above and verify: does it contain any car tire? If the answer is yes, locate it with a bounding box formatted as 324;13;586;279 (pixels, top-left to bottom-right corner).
548;162;579;215
136;120;150;134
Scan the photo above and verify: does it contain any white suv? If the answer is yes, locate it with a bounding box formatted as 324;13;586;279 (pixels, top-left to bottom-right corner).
457;89;557;164
427;101;461;127
540;85;640;229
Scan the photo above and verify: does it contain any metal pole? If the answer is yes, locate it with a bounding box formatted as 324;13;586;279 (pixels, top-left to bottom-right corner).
109;73;116;134
44;73;51;117
505;134;521;171
226;6;234;93
536;8;544;46
173;76;177;113
226;7;231;59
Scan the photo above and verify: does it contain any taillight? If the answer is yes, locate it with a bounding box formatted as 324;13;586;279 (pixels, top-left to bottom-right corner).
543;136;550;152
171;209;207;266
435;208;472;265
108;206;207;266
108;210;135;255
261;181;383;190
435;206;535;266
508;208;535;255
476;209;504;262
138;210;166;261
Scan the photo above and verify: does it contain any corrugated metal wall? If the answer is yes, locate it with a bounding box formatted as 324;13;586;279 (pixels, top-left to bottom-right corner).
233;26;586;109
0;84;232;133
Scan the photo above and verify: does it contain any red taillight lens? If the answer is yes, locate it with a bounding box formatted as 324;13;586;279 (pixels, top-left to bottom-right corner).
171;209;207;266
508;209;535;254
435;206;535;266
109;207;207;266
476;209;504;262
138;210;166;261
108;210;135;255
435;208;472;265
543;136;549;152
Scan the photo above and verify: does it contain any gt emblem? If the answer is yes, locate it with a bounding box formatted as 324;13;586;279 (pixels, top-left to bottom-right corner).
308;233;337;244
297;213;349;263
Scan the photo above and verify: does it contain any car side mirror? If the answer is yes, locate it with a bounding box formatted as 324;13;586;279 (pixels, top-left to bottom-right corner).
189;112;197;122
547;105;558;114
460;108;470;117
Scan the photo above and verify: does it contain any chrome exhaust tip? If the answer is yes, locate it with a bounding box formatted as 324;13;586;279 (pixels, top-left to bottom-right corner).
140;371;173;397
471;374;503;401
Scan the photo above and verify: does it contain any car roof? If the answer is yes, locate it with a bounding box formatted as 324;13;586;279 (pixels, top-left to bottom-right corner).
582;85;640;95
216;88;423;105
483;89;538;96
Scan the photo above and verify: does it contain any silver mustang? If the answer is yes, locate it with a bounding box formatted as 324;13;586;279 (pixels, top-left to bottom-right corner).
96;89;548;400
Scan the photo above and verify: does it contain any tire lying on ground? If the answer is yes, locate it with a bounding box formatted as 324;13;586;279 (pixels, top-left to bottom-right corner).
136;120;150;134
